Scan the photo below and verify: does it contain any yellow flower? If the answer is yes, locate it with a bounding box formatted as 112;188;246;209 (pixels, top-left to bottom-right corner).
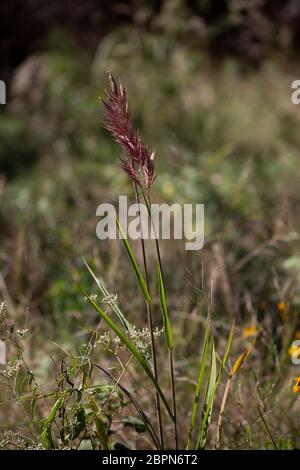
288;345;300;357
277;301;286;312
293;377;300;393
243;325;258;339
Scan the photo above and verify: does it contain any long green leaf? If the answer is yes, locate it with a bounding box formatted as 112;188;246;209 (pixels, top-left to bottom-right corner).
116;219;151;302
196;335;217;449
82;256;131;331
221;320;235;370
40;395;64;449
142;191;174;350
157;262;173;350
78;284;174;422
196;321;235;449
186;319;210;449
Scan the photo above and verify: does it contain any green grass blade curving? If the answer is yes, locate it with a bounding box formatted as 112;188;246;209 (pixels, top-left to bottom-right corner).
157;261;173;350
116;218;151;303
186;319;210;449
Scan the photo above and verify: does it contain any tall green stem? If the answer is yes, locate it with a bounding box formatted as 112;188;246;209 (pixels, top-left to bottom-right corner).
169;349;178;449
133;182;164;449
143;190;178;449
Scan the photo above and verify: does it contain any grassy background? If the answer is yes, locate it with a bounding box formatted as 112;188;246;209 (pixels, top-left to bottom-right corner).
0;0;300;449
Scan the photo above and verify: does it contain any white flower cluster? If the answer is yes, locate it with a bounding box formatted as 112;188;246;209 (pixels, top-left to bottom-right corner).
128;325;163;357
0;357;23;380
0;301;7;322
93;325;163;356
0;430;28;449
101;293;118;307
93;331;120;351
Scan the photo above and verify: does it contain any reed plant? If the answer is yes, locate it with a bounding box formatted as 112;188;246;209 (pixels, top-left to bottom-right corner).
78;74;256;449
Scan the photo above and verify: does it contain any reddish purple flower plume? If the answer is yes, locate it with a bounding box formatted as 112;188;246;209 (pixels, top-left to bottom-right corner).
102;73;155;190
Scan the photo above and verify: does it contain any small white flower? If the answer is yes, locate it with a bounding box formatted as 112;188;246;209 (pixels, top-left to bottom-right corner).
84;294;98;302
16;329;28;337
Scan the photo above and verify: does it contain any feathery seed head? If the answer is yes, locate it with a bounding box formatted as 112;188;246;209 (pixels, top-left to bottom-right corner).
102;73;155;190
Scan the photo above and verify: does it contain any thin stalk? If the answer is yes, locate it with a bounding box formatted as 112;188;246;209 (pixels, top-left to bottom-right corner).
94;363;162;450
169;349;178;449
143;190;178;450
255;398;277;450
133;181;164;449
156;235;178;450
215;375;231;449
216;332;258;449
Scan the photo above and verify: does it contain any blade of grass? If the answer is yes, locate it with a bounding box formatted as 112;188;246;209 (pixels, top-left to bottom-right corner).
77;283;174;422
116;218;151;303
221;320;235;368
215;331;258;449
196;334;217;449
157;261;173;350
186;318;210;449
196;320;235;450
231;332;258;376
82;256;131;331
40;395;65;450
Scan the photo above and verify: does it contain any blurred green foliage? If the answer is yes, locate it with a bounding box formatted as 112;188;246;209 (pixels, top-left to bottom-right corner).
0;8;300;339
